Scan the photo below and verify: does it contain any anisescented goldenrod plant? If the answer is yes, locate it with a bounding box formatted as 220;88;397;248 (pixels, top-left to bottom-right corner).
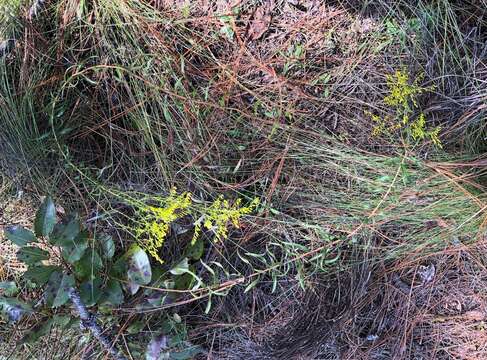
367;70;441;147
134;190;259;263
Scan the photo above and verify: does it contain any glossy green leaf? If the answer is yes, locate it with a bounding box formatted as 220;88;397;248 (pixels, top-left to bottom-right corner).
98;233;115;259
23;265;61;286
0;297;31;323
61;230;88;263
52;274;75;308
80;278;103;307
100;280;124;306
34;196;56;237
73;249;103;280
127;245;152;285
0;282;18;297
169;258;189;276
50;215;81;246
17;247;49;265
4;225;36;246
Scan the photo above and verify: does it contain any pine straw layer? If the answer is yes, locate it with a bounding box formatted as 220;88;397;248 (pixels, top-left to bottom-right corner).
203;241;487;360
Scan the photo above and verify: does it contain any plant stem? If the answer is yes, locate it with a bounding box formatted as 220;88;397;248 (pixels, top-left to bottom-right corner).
68;287;127;360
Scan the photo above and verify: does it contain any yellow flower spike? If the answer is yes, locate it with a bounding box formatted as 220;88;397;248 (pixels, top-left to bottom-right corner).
367;69;441;148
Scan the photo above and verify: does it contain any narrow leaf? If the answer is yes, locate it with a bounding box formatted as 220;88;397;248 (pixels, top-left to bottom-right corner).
34;196;56;237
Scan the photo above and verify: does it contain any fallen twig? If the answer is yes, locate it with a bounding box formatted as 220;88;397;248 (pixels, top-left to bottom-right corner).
68;287;127;360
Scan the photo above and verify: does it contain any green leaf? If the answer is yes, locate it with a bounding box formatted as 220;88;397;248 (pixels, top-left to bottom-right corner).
126;321;145;334
0;297;31;323
244;277;259;293
24;265;61;286
100;280;124;306
80;278;103;307
185;239;204;261
50;215;81;246
4;225;36;246
98;233;115;259
17;247;49;265
61;230;88;263
52;274;75;308
127;245;152;286
73;249;103;280
34;196;56;237
169;258;189;276
44;271;63;307
0;282;18;297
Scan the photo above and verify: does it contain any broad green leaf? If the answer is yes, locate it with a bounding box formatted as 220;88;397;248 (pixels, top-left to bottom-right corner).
80;279;103;307
100;280;124;306
50;215;81;246
61;230;88;263
73;249;103;280
20;315;71;344
127;245;152;285
185;239;203;260
0;297;31;323
52;274;75;308
24;265;61;286
109;255;128;278
98;233;115;259
4;225;36;246
34;196;56;237
17;247;49;265
44;271;63;307
0;282;18;297
169;258;189;276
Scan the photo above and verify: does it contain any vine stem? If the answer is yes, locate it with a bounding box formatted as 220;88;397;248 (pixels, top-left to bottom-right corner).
68;287;127;360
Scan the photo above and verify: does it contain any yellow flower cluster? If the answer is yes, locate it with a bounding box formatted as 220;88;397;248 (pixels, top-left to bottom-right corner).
368;70;441;147
135;189;260;263
136;189;191;264
193;196;260;244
